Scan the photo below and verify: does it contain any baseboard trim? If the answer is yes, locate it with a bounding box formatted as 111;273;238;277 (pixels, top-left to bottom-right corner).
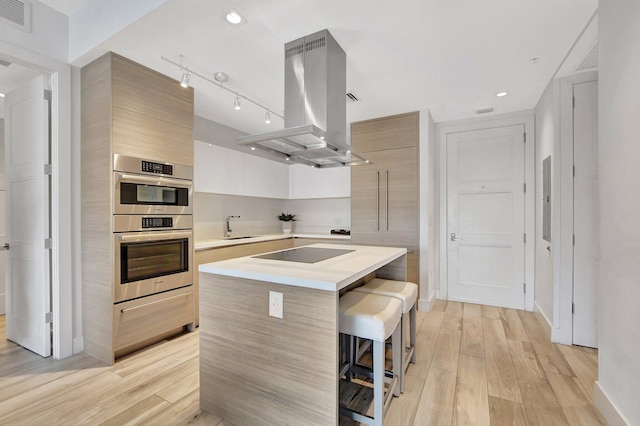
594;381;630;426
418;292;437;312
533;301;552;340
72;336;84;354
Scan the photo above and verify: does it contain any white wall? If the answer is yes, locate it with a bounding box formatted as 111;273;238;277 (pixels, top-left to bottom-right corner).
533;79;558;325
69;0;167;62
419;110;436;311
0;2;68;63
596;0;640;424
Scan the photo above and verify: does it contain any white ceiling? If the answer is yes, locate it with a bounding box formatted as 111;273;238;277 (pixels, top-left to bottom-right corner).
49;1;598;136
38;0;85;16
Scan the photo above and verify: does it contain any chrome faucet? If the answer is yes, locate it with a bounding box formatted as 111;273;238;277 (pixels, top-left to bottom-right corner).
225;215;240;237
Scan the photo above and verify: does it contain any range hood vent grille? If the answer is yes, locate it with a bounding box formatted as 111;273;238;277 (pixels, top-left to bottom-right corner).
237;29;371;168
305;36;325;52
285;43;304;58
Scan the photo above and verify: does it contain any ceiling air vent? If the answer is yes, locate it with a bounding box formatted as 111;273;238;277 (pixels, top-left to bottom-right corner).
0;0;31;32
576;42;598;72
476;107;494;115
346;92;359;102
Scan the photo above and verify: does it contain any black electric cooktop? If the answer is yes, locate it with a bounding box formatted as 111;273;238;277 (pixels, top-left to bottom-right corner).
252;247;355;264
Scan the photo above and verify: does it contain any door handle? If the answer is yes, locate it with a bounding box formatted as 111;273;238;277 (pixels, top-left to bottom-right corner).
386;170;389;231
376;171;380;231
1;243;9;250
450;233;463;242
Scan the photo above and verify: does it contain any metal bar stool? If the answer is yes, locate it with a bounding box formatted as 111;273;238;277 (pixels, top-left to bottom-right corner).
339;291;403;426
353;278;418;393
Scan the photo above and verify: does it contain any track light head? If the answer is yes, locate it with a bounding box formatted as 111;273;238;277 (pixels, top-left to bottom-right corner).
265;111;271;124
180;72;191;88
234;95;241;110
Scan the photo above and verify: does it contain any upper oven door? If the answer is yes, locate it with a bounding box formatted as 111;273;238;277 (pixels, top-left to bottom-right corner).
114;172;193;215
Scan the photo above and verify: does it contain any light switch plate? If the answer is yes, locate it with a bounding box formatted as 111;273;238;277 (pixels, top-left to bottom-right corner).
269;291;283;319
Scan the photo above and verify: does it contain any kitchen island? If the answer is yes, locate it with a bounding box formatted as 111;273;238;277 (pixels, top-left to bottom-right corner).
198;243;407;426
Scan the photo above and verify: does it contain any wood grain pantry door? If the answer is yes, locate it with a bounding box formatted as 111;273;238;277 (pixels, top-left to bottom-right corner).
447;125;525;309
4;75;52;357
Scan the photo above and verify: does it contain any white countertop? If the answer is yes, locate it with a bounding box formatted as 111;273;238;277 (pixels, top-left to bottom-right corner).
198;243;406;291
194;233;350;251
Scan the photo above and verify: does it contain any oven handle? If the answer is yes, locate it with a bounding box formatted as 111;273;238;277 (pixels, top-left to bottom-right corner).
117;230;193;242
120;293;190;313
115;172;193;189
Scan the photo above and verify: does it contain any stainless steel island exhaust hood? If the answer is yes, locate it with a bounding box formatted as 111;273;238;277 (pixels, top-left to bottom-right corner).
237;29;370;168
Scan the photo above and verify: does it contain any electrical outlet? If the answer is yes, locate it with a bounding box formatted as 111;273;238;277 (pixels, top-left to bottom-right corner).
269;291;283;319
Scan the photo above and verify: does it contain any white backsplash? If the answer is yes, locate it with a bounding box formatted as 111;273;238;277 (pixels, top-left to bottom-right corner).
283;198;351;235
194;192;351;241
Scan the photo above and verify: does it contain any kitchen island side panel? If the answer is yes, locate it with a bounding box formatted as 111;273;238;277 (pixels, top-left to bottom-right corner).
199;273;338;426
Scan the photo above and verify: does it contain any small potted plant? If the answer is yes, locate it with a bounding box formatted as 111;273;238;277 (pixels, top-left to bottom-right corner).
277;212;297;234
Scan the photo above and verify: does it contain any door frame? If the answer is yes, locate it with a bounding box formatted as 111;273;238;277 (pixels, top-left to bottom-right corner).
552;70;599;344
436;111;535;311
0;40;74;359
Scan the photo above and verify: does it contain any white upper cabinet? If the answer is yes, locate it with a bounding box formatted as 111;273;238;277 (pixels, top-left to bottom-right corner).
289;164;351;199
194;142;244;195
243;154;289;199
195;141;289;199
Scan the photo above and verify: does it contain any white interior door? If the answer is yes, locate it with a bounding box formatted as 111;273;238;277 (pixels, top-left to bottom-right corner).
573;80;598;348
4;75;51;357
447;125;526;309
0;118;5;315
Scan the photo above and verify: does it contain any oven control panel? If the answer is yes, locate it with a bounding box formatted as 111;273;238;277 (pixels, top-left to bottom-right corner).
141;160;173;175
142;217;173;229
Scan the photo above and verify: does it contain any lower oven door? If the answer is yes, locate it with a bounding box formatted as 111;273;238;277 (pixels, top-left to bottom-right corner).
114;230;193;302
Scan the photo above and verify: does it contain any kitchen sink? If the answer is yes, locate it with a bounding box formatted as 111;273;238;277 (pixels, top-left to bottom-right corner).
224;236;259;240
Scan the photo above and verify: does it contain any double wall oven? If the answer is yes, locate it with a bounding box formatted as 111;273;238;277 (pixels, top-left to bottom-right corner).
113;154;194;303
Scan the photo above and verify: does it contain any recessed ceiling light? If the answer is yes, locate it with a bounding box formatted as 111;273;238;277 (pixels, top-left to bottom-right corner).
225;10;245;25
496;91;508;97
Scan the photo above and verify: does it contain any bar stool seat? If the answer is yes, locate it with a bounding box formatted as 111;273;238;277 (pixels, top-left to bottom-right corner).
353;278;418;393
339;291;403;426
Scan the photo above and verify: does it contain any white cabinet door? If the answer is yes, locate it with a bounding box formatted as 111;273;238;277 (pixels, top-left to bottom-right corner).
194;142;243;195
447;125;525;309
243;154;289;199
5;75;52;357
195;141;289;199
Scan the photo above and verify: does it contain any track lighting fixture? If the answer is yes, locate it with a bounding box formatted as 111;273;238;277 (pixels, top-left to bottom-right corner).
162;55;283;125
178;54;190;88
180;72;191;88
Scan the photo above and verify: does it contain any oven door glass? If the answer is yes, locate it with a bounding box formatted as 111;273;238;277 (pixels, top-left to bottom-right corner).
120;238;189;284
120;182;189;207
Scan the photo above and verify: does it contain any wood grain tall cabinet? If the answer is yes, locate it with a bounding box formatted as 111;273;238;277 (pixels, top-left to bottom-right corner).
81;52;194;364
351;111;419;284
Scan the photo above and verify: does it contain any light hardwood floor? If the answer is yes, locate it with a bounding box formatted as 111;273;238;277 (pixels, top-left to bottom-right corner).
0;301;604;425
